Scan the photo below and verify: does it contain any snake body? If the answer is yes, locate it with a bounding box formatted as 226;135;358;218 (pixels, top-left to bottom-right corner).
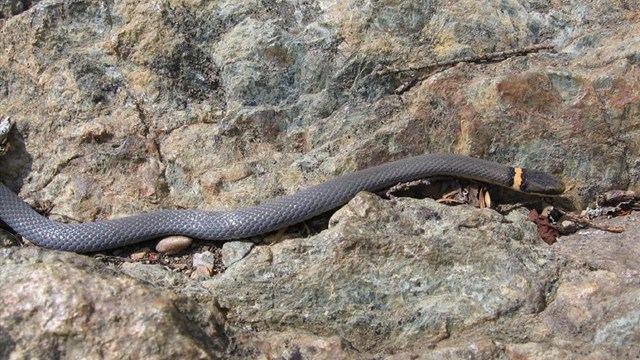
0;154;564;252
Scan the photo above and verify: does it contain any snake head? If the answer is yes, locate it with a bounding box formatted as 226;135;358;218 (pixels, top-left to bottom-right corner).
519;169;565;195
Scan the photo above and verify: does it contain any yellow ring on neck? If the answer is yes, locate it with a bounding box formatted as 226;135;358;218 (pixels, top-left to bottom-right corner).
512;167;523;191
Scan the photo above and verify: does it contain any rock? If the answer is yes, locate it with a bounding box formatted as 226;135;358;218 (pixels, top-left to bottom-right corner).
2;197;640;358
539;213;640;360
231;331;365;360
0;228;19;248
120;262;216;300
221;241;254;267
0;248;228;359
0;0;637;213
129;247;149;260
192;251;216;272
0;0;31;19
558;219;578;234
191;265;212;279
155;235;193;255
202;192;561;351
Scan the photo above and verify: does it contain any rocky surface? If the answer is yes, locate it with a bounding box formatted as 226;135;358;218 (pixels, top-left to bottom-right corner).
0;0;639;358
204;194;561;352
543;214;640;360
3;195;640;359
0;248;229;359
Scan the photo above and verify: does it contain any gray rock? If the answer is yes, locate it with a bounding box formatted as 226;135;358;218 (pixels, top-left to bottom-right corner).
222;240;254;267
0;0;31;19
0;248;228;359
203;192;560;351
191;265;212;279
540;214;640;360
192;251;216;271
0;228;19;248
120;261;217;301
1;0;637;211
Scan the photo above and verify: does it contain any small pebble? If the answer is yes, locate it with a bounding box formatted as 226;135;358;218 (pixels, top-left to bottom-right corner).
155;236;193;254
222;241;254;267
130;247;150;260
192;251;216;271
558;220;578;235
190;265;212;279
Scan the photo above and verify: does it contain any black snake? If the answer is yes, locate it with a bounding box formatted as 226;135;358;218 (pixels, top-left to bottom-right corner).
0;153;564;252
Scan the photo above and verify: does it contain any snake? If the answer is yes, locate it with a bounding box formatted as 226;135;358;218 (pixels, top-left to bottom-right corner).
0;153;564;252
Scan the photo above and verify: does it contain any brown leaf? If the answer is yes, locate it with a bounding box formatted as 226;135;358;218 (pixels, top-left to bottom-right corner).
529;209;559;245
